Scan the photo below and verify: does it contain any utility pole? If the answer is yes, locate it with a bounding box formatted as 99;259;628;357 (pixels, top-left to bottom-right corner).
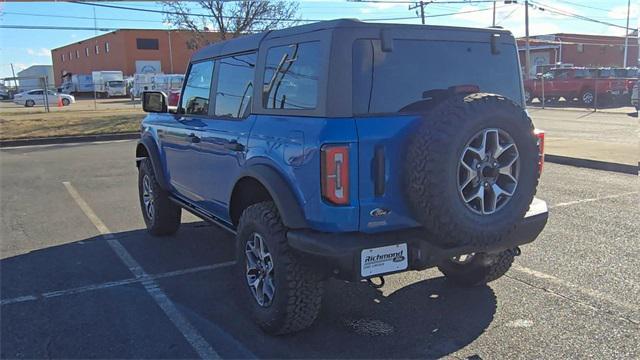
10;63;18;89
409;1;426;25
524;0;531;79
622;0;630;67
492;1;496;27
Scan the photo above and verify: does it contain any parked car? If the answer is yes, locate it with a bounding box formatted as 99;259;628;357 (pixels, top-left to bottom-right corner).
523;67;627;106
13;89;75;107
136;19;548;335
632;82;639;110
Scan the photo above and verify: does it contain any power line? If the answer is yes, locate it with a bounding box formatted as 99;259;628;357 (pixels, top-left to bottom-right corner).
0;25;117;31
529;1;635;31
2;11;166;23
553;0;614;13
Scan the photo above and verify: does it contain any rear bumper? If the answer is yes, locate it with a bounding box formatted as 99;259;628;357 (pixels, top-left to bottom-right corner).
287;198;548;281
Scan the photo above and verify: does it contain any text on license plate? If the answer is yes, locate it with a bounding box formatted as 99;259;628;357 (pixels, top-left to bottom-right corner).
361;243;408;277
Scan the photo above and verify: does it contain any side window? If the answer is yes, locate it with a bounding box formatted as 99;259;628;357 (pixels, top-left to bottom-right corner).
30;90;43;95
263;41;320;110
214;52;256;119
555;70;569;80
181;60;214;115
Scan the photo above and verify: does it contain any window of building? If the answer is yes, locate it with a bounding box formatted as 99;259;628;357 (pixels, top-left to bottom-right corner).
95;45;99;55
577;44;584;53
76;50;80;59
105;42;110;53
85;47;89;57
180;60;214;115
214;53;256;119
600;45;606;54
136;38;159;50
69;52;73;61
61;54;65;62
263;42;320;110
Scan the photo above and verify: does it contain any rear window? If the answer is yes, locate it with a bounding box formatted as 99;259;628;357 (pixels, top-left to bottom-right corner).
353;39;523;114
263;41;320;110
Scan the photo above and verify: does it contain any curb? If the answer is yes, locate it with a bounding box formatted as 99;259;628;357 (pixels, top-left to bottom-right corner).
545;154;637;175
527;107;635;116
0;133;139;148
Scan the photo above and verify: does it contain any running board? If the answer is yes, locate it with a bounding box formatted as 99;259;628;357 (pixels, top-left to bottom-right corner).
169;196;237;235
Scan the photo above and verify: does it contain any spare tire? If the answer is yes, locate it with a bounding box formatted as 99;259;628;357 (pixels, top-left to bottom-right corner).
404;93;539;248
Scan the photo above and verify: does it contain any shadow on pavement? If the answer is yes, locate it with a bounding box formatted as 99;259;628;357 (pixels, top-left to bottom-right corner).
1;222;497;359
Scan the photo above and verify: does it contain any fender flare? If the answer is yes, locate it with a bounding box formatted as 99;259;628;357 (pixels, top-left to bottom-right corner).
136;135;170;191
235;164;308;229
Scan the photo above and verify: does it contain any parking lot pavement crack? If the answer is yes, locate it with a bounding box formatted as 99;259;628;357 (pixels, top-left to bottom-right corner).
504;274;639;326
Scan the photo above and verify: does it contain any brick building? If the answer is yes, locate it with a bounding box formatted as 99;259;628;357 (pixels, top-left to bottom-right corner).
517;32;639;79
51;29;221;86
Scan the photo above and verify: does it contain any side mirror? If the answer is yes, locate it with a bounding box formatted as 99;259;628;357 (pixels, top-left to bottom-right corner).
142;91;168;113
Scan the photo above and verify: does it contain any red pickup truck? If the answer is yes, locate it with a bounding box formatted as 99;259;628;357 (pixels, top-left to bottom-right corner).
523;67;627;106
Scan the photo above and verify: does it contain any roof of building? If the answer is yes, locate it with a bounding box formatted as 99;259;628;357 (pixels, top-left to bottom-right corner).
51;29;220;51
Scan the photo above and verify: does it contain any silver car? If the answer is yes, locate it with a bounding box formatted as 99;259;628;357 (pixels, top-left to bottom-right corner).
632;82;639;110
13;89;76;107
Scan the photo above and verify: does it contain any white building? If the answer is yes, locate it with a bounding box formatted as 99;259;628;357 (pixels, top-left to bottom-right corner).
16;65;55;92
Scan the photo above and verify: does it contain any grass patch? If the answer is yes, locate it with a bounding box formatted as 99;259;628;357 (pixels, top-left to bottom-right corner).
0;109;144;140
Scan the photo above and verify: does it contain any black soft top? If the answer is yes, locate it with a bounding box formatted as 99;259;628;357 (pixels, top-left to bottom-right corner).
191;19;514;61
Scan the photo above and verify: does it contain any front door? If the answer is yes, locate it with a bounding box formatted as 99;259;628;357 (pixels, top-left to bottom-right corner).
161;59;215;204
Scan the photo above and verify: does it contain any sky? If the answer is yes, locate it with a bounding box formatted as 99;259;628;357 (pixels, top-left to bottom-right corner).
1;0;638;78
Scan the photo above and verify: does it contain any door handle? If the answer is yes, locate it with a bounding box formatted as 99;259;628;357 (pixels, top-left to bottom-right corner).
224;140;245;152
188;133;201;143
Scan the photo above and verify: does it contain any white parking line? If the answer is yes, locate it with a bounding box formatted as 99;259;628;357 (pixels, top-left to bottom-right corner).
549;191;638;209
510;264;639;320
0;262;236;306
62;181;221;359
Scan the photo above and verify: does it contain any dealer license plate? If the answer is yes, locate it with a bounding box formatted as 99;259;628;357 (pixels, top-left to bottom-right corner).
361;243;408;277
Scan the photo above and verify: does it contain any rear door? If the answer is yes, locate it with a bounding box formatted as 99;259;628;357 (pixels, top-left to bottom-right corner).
188;52;258;219
160;59;215;202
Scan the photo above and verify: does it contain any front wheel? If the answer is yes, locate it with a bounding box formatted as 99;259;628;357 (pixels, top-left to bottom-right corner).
138;158;181;235
62;98;70;106
438;249;516;287
236;201;324;335
25;100;35;107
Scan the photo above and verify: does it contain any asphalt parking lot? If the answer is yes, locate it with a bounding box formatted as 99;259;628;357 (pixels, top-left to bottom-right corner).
1;140;638;359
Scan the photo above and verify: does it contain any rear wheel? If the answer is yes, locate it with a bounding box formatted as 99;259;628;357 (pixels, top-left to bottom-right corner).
438;249;516;287
580;89;595;106
62;98;70;106
138;158;181;235
236;201;324;335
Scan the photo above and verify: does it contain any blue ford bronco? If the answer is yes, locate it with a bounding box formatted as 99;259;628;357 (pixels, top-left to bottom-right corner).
136;19;548;335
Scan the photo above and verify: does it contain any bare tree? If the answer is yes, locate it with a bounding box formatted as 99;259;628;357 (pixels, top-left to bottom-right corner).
162;0;299;48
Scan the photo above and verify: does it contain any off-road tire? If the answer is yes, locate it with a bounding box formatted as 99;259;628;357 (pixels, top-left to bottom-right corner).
138;158;181;235
438;249;516;287
236;201;324;335
580;89;595;106
405;93;539;248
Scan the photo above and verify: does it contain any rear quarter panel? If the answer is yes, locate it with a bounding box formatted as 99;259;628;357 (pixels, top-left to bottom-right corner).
247;114;360;232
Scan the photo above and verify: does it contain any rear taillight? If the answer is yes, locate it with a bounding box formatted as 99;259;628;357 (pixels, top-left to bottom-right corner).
321;144;350;205
534;129;545;175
